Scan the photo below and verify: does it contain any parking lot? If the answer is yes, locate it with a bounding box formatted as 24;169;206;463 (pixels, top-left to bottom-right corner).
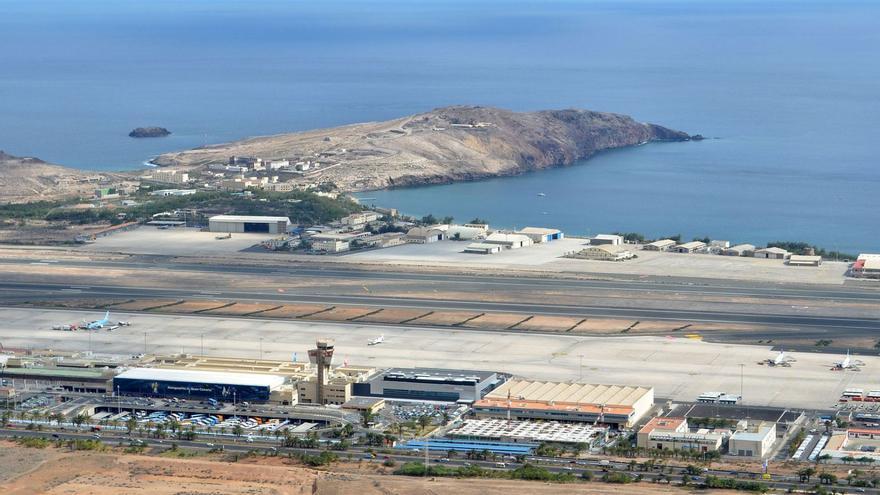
80;226;275;256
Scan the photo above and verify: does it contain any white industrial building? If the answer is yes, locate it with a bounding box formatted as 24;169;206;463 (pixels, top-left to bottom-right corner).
483;232;533;249
208;215;290;234
643;239;676;251
672;241;707;253
447;225;488;240
340;211;380;226
405;227;447;243
787;254;822;267
463;242;503;255
515;227;564;243
576;245;634;261
637;417;724;453
723;244;756;256
310;234;351;253
590;234;623;246
729;421;777;458
853;255;880;279
754;247;790;259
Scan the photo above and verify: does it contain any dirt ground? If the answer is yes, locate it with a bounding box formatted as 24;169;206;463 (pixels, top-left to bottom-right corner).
0;442;742;495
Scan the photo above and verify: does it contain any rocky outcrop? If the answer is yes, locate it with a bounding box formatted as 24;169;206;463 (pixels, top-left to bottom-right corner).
154;105;695;191
129;127;171;138
0;151;122;203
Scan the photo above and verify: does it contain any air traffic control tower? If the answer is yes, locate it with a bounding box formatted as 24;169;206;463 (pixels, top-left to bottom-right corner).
308;338;335;404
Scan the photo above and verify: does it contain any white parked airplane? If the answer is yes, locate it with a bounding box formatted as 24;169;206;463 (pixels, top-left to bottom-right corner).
367;334;384;346
759;350;796;367
833;350;864;371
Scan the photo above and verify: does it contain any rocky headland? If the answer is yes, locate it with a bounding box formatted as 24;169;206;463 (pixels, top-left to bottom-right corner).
153;105;695;192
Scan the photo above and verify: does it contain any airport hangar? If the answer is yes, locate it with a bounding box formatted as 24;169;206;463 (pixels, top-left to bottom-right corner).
473;380;654;428
208;214;290;234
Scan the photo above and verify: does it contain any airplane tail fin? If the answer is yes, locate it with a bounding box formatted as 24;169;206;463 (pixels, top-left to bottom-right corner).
104;310;110;320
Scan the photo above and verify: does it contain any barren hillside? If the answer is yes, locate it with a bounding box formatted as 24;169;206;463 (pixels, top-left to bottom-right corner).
154;106;695;191
0;151;118;203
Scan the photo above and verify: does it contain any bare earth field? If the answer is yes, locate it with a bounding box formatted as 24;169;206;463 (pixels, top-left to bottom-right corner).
0;443;731;495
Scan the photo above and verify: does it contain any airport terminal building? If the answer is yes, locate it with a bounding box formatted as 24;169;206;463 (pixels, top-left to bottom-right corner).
113;368;286;402
354;368;503;403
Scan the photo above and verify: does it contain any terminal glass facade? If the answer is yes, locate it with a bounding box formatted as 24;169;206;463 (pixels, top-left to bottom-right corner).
114;377;271;402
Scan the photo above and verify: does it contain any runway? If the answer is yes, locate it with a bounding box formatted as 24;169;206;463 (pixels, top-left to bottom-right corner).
0;307;871;410
0;279;877;333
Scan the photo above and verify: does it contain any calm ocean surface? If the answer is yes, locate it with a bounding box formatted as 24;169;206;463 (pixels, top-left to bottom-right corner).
1;1;877;252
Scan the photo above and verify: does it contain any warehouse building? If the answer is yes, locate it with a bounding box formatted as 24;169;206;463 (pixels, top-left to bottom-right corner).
483;232;533;249
636;417;724;453
208;215;290;234
754;247;790;259
474;380;654;428
672;241;707;253
590;234;623;246
787;254;822;267
405;227;446;243
310;233;359;253
515;227;564;243
113;367;287;403
853;256;880;279
723;244;755;257
643;239;676;251
463;242;503;255
354;368;503;403
447;225;488;240
575;245;634;261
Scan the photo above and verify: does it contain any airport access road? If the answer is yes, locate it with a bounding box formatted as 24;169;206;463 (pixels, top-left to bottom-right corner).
0;280;878;334
0;427;836;493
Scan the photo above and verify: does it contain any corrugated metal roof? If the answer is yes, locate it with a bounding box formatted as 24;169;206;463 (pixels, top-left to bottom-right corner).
517;227;561;235
209;215;290;223
115;367;285;388
487;380;652;407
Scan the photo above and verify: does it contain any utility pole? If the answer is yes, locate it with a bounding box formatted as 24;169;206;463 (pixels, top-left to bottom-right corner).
424;440;429;476
740;363;744;399
201;333;205;357
143;332;147;355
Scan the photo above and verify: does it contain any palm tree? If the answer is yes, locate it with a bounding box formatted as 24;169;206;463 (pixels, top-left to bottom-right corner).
360;409;375;428
417;415;431;432
125;416;137;435
72;413;88;429
440;410;450;426
798;467;817;483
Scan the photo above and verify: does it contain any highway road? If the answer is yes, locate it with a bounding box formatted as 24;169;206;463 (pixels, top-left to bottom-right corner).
0;280;878;335
0;426;872;493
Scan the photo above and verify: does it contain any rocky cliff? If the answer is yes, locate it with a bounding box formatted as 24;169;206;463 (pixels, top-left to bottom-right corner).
153;106;695;191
